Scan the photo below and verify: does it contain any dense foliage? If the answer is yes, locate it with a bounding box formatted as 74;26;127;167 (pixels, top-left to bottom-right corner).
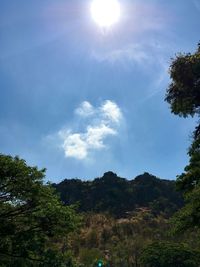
0;155;189;267
69;211;170;267
54;171;183;217
165;43;200;233
135;42;200;267
140;242;200;267
165;43;200;117
0;154;79;266
67;211;200;267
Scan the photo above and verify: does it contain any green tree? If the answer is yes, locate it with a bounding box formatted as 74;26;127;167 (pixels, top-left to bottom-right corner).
165;43;200;117
140;242;200;267
165;43;200;231
172;126;200;232
0;154;79;266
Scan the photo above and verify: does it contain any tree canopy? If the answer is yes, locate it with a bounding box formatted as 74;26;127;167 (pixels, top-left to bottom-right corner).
140;242;200;267
132;42;200;267
164;43;200;233
165;43;200;117
0;154;79;266
54;172;183;218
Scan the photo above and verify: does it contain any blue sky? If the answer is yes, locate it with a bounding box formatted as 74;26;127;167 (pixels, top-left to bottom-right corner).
0;0;200;182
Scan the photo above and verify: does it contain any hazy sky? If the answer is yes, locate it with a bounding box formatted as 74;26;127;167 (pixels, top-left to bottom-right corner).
0;0;200;182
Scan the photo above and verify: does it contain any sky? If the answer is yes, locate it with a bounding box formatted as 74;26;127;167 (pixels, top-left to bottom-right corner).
0;0;200;182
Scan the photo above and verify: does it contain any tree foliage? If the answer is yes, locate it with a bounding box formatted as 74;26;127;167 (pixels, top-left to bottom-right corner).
0;154;79;266
54;172;183;218
171;128;200;232
140;242;200;267
165;43;200;117
165;43;200;232
69;211;182;267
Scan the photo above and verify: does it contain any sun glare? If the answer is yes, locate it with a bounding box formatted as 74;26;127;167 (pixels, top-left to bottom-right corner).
90;0;121;28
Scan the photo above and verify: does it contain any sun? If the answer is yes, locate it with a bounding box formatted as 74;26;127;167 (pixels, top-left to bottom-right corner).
90;0;121;28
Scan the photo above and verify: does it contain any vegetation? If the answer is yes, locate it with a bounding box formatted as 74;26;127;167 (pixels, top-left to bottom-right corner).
0;155;191;267
68;210;200;267
140;242;200;267
0;154;79;266
165;43;200;117
141;43;200;266
54;171;183;218
165;43;200;233
69;211;170;267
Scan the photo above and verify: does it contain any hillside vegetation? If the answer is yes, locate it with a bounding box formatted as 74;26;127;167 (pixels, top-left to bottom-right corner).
54;171;183;217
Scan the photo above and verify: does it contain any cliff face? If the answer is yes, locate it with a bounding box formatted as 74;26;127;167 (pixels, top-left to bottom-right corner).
54;171;183;217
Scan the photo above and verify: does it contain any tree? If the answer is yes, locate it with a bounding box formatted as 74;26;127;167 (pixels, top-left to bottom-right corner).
140;242;200;267
165;43;200;117
171;129;200;232
165;43;200;231
0;154;79;266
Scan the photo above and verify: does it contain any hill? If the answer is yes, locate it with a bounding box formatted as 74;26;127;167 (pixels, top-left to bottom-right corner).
54;171;183;217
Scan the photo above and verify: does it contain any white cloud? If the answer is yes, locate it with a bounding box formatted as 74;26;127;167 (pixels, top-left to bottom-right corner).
63;133;88;159
86;124;117;149
101;100;122;124
75;101;94;117
58;100;123;160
